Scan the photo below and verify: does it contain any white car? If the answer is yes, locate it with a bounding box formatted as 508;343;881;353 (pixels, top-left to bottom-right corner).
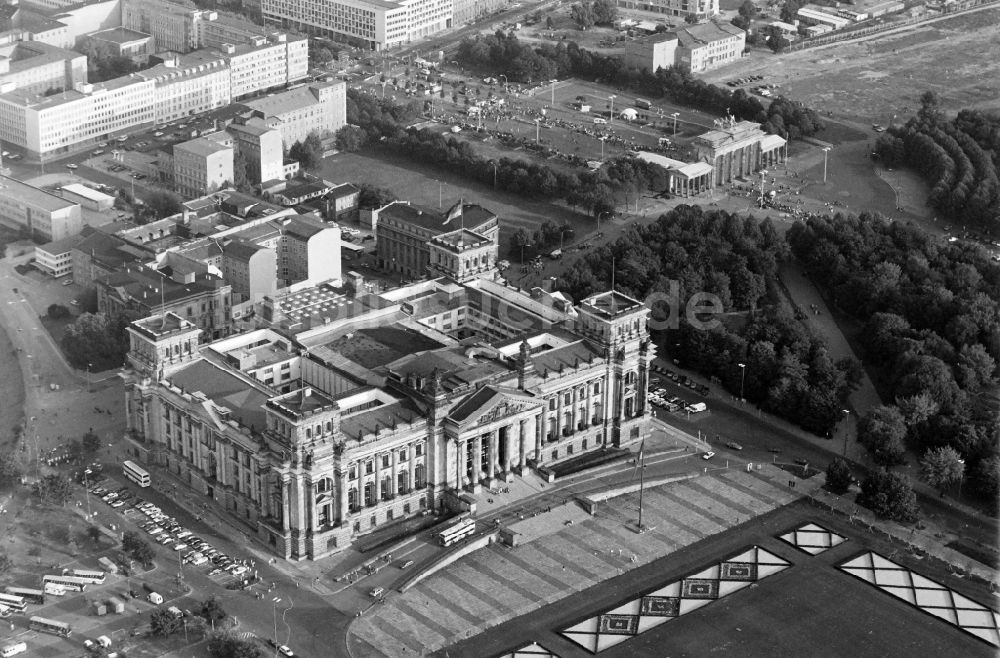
189;554;208;566
172;543;188;552
66;163;79;169
702;451;715;460
278;646;294;657
154;131;164;137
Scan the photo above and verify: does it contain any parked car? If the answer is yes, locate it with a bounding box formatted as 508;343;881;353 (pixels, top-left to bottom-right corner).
725;442;743;451
702;451;715;460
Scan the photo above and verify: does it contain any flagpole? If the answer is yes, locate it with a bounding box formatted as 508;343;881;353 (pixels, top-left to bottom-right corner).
637;447;644;532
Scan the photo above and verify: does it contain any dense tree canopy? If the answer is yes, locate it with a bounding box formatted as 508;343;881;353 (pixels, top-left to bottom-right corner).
858;470;920;523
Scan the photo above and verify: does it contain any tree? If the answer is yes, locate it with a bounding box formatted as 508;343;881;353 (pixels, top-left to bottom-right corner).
857;405;908;468
288;132;324;171
150;608;183;637
34;474;72;506
208;631;263;658
335;125;366;152
87;526;103;544
780;0;802;23
919;446;965;495
233;151;252;193
143;190;182;220
82;429;101;456
825;458;853;495
508;228;533;260
684;13;699;24
357;184;395;209
545;15;554;30
47;303;70;320
570;2;594;29
592;0;618;24
122;531;155;567
970;455;1000;502
0;452;21;490
857;470;919;523
201;596;227;624
0;552;11;574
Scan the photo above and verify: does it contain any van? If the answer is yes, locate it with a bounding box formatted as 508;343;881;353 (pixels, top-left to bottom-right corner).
97;636;112;648
167;606;183;618
147;592;163;605
1;642;27;657
593;117;607;125
685;402;707;413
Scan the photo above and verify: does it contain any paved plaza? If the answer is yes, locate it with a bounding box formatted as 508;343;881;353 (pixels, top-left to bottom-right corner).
347;465;804;656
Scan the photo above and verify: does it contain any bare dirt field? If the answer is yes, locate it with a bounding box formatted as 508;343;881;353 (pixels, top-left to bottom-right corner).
704;7;1000;124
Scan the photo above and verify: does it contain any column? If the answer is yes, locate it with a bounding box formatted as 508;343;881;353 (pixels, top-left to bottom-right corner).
281;480;290;532
391;449;399;497
570;387;578;432
488;431;498;481
409;443;417;492
555;391;563;439
474;434;483;481
518;419;527;470
374;453;382;502
307;480;316;532
537;411;546;456
337;472;348;524
586;381;593;426
455;440;463;488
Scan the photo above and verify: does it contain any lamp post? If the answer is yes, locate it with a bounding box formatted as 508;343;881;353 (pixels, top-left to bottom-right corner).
608;95;616;123
737;363;746;401
821;146;831;184
87;362;92;392
597;210;611;231
759;169;768;207
272;597;281;658
491;161;498;189
549;79;557;107
671;112;679;135
535;118;540;144
600;136;605;161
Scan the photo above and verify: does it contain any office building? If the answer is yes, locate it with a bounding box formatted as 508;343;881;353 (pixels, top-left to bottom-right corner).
71;226;151;288
172;135;234;198
237;79;346;147
452;0;506;25
616;0;718;20
121;0;203;52
121;249;653;559
84;27;153;64
261;0;453;51
0;174;82;241
0;40;86;95
34;231;82;277
136;50;231;124
227;119;284;185
376;202;498;280
216;33;308;101
623;32;678;74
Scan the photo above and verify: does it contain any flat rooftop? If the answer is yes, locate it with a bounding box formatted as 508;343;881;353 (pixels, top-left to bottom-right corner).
0;176;78;212
579;290;644;318
89;27;151;44
267;386;336;419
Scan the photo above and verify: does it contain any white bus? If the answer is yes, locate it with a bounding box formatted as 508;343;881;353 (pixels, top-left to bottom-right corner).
0;594;26;613
41;575;87;592
4;586;44;605
29;616;72;637
123;460;150;488
438;518;476;547
63;569;105;585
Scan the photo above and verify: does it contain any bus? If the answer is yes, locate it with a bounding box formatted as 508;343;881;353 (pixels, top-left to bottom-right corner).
41;575;87;592
4;587;44;605
123;460;150;488
0;594;26;613
635;98;652;110
62;569;105;585
438;518;476;547
29;616;72;637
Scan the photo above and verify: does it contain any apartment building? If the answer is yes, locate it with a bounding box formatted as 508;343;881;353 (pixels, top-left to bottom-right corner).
216;33;308;101
616;0;718;20
86;27;153;64
135;50;231;123
122;0;203;52
0;77;155;159
194;12;270;50
227;119;284;185
0;174;82;241
0;40;86;95
262;0;452;51
674;21;745;73
237;79;346;147
173;136;234;198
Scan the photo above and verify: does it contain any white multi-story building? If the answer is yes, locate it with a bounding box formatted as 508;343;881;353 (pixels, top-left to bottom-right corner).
616;0;718;20
237;79;346;147
262;0;453;51
121;0;204;52
216;33;308;100
134;50;231;123
0;175;82;241
173;136;234;198
0;77;154;159
674;21;745;73
0;40;86;96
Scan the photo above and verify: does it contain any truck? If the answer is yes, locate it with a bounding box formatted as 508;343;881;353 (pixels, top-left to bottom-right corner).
635;98;652;110
98;556;119;574
107;596;125;614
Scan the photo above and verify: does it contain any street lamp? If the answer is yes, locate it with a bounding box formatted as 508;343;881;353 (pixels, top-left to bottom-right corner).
737;363;746;401
535;118;540;144
759;169;768;207
272;597;281;658
87;362;92;391
597;210;611;231
608;95;616;124
841;409;850;457
821;146;831;184
671;112;679;136
83;468;93;520
549;79;557;107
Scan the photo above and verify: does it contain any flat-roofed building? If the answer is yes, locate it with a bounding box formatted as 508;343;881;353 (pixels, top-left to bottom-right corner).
376;202;498;280
262;0;453;51
227;119;284;185
0;76;155;160
86;27;153;64
35;231;85;277
623;32;678;74
0;174;82;241
61;182;114;210
452;0;506;24
616;0;718;20
0;40;86;95
237;79;346;147
673;21;745;73
173;136;234;198
122;0;203;52
215;33;308;100
71;227;151;288
136;50;231;123
796;6;852;28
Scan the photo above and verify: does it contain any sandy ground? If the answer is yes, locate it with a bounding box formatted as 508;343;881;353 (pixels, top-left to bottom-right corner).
702;7;1000;125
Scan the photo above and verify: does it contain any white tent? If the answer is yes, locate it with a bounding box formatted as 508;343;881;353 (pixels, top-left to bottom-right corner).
619;108;638;121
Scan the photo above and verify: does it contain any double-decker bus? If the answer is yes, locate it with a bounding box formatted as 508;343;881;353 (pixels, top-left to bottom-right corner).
123;460;150;488
438;517;476;547
29;616;71;637
0;594;26;613
4;587;44;605
41;575;87;593
63;569;105;585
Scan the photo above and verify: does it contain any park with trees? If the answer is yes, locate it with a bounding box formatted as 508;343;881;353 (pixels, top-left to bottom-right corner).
788;211;999;506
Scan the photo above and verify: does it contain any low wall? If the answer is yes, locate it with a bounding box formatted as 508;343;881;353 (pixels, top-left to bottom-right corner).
586;472;699;503
398;531;498;593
